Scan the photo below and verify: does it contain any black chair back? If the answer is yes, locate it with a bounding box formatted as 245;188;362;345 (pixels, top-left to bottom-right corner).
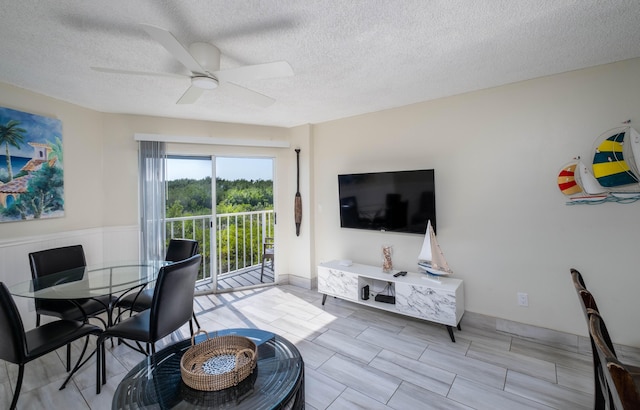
28;245;86;278
0;283;28;365
165;239;198;262
150;254;201;341
28;245;88;322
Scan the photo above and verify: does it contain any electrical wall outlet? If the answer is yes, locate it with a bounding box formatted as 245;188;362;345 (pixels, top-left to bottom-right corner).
517;292;529;307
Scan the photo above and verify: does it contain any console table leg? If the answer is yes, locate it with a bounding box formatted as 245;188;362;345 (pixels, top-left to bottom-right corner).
321;294;327;306
446;325;456;342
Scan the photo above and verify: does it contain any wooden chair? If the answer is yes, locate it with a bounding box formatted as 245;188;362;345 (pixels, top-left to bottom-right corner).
589;310;640;409
0;282;102;410
261;237;274;282
570;267;615;409
570;267;588;290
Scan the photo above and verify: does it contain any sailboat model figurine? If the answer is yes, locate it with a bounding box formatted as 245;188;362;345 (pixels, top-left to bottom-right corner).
417;220;454;276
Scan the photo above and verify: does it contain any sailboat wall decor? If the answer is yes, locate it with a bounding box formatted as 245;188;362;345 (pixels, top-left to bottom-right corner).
417;220;453;276
557;126;640;205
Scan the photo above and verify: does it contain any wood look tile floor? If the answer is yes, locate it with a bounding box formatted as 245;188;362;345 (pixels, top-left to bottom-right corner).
1;285;598;409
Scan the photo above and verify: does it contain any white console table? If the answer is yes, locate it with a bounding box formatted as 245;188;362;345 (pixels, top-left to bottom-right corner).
317;260;465;342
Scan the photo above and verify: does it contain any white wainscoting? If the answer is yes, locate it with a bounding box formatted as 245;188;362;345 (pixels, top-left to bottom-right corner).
0;225;139;329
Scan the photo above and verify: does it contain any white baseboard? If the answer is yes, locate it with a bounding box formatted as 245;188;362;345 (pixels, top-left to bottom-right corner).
461;310;640;362
286;274;313;289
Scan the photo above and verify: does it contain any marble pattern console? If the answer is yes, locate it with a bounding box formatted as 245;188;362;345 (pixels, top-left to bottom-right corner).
318;260;465;342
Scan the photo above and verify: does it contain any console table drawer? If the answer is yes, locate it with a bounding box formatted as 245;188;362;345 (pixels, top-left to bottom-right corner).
317;266;359;301
395;283;458;326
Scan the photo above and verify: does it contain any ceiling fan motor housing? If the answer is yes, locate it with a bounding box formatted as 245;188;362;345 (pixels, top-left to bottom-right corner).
189;42;221;72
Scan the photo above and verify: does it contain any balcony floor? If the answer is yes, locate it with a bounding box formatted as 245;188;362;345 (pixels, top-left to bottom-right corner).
195;262;274;292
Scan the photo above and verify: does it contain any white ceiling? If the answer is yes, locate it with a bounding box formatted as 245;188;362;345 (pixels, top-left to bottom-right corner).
1;1;639;128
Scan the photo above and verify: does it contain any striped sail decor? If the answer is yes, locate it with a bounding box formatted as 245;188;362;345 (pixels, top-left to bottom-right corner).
557;162;582;195
592;131;639;187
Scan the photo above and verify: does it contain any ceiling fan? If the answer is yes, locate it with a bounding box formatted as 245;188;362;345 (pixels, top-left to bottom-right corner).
91;24;293;106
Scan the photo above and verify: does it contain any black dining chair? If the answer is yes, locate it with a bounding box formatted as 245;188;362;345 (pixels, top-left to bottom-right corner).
96;254;202;394
0;282;102;410
115;239;200;327
28;245;115;370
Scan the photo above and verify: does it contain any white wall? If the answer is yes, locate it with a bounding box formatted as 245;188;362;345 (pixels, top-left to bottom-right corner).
312;58;640;346
286;124;314;287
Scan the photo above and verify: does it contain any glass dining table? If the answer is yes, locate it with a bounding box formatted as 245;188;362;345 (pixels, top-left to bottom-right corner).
7;260;171;389
8;260;170;309
9;259;174;329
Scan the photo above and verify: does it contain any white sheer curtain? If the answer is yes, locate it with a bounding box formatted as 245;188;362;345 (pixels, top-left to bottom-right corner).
139;141;166;262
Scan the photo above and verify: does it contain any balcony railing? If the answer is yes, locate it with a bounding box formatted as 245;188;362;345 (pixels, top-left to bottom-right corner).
166;210;274;282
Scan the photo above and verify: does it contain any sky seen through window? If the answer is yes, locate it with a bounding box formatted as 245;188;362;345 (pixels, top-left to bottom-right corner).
167;157;273;181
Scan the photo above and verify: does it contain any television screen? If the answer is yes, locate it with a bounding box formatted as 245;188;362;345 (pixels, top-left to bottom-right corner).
338;169;436;234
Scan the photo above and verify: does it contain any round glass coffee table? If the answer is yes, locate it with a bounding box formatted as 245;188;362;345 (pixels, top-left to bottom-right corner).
112;328;304;409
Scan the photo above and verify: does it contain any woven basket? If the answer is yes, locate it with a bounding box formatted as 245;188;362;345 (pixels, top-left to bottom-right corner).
180;330;257;391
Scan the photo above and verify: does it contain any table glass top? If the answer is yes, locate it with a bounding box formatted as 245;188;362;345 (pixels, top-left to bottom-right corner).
113;328;304;410
8;260;169;299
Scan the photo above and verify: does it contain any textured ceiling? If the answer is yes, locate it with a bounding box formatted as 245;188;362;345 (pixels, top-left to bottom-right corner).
1;1;639;128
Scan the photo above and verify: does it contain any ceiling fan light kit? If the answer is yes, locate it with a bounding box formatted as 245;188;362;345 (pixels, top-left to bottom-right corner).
191;76;218;90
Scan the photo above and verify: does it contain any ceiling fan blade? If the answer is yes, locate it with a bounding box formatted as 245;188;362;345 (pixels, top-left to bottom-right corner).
220;82;276;107
140;23;205;74
91;67;187;79
214;61;293;83
176;85;205;104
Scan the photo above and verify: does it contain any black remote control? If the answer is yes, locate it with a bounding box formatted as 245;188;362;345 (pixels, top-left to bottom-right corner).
393;271;407;277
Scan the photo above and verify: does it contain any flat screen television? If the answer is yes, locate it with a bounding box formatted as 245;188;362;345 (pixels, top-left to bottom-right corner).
338;169;436;234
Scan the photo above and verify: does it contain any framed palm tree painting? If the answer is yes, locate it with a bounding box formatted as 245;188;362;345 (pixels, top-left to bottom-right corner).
0;106;64;222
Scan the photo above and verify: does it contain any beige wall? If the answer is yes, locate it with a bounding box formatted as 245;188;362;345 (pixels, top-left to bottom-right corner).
312;58;640;346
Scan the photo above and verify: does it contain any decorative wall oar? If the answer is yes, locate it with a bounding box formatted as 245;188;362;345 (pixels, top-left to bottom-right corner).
294;149;302;236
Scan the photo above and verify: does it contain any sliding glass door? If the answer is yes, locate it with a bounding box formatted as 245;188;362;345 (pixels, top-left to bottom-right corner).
166;155;274;293
166;155;214;288
214;157;274;291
